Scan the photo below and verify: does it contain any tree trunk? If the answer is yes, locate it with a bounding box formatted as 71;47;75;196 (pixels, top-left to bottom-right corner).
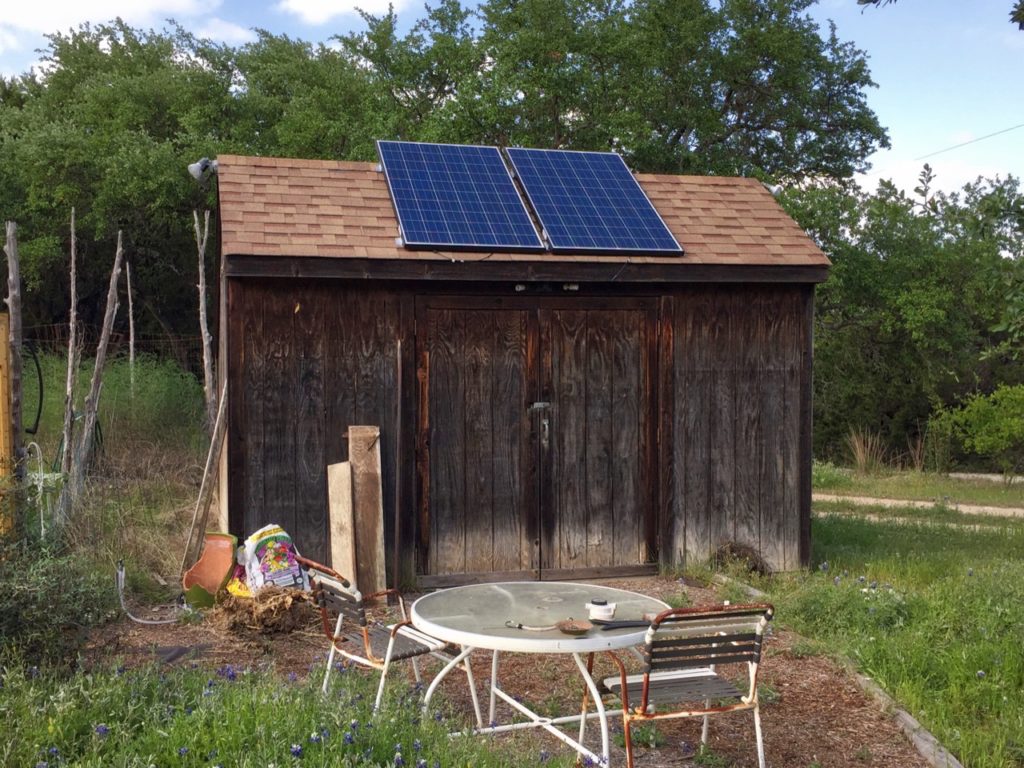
4;221;24;481
195;210;216;434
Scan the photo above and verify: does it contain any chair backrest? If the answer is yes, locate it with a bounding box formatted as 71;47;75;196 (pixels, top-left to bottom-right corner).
643;603;774;674
296;556;367;629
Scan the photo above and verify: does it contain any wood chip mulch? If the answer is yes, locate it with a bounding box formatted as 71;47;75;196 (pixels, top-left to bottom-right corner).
84;575;934;768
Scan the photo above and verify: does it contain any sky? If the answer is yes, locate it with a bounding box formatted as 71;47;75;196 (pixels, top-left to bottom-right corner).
0;0;1021;196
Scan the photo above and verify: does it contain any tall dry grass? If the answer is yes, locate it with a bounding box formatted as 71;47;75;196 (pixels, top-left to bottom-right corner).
846;427;888;475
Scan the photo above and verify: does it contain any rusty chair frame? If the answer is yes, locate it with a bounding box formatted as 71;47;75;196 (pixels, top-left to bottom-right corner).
297;555;481;719
602;602;774;768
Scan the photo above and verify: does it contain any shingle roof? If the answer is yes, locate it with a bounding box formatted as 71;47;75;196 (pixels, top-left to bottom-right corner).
217;154;829;268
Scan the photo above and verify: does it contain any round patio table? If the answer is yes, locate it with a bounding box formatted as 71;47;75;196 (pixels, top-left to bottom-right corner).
411;581;669;766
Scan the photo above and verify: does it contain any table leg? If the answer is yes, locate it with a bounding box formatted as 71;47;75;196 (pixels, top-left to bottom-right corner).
573;651;610;765
422;645;477;721
489;650;500;727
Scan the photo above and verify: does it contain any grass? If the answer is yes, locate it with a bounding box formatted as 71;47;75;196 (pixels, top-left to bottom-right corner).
811;461;1024;508
0;655;579;767
763;504;1024;768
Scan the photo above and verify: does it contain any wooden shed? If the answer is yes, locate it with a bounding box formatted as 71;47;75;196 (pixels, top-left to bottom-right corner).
216;153;829;587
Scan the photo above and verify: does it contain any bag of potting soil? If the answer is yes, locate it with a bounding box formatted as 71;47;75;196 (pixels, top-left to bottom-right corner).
240;524;308;592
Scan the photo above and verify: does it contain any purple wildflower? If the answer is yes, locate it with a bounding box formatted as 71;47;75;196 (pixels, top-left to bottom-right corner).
94;724;110;738
344;732;355;745
178;746;189;756
290;744;303;757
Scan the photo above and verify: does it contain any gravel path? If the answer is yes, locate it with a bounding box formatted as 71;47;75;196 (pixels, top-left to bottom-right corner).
813;493;1024;518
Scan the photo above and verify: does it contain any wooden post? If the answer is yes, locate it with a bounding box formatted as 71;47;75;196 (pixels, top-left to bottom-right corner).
126;259;135;399
327;461;356;580
349;426;386;595
0;312;11;538
60;209;79;479
4;222;24;481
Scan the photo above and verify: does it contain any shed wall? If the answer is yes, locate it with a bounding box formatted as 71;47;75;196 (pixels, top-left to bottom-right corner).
226;278;811;580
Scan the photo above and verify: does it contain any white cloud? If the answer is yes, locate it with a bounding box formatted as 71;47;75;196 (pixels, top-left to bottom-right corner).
1;0;217;36
275;0;409;26
0;28;20;58
196;17;255;45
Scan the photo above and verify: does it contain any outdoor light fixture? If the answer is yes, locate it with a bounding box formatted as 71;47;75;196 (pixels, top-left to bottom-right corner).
188;157;218;182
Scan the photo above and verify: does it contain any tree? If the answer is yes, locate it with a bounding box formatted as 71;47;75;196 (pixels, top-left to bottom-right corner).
782;170;1024;460
856;0;1024;30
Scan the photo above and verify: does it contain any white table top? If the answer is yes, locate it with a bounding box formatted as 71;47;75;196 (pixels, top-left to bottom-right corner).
410;581;669;653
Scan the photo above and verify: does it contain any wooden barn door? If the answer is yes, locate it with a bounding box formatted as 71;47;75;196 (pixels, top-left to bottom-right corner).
417;297;656;581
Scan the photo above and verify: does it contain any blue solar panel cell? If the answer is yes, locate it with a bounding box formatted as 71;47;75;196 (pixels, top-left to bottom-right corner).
377;141;544;251
506;148;682;254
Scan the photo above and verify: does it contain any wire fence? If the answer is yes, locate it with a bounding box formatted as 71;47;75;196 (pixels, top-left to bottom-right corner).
24;323;208;374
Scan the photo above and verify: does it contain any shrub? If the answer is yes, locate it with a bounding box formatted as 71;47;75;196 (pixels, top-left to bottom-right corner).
956;385;1024;478
0;538;117;666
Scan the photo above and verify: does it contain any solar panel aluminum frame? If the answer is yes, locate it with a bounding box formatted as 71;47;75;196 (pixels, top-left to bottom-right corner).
377;140;546;253
506;146;684;256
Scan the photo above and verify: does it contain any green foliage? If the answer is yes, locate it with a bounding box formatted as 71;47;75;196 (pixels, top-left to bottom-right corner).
955;385;1024;477
783;171;1024;461
0;539;116;666
0;659;562;767
769;511;1024;767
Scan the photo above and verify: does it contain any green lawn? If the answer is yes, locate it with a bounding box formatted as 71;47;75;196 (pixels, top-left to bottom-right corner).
812;462;1024;509
763;504;1024;768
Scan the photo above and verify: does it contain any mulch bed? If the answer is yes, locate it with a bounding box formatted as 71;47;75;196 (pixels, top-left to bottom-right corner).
86;575;932;768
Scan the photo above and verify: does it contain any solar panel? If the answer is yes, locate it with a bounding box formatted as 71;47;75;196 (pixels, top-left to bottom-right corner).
377;141;544;252
506;147;682;254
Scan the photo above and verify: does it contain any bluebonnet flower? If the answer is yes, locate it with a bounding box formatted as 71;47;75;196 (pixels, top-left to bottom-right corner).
290;744;303;757
320;728;330;740
217;665;237;682
207;750;218;759
416;760;427;768
34;762;47;768
395;752;405;767
48;747;59;756
819;561;829;573
309;732;322;744
858;575;866;584
413;739;422;753
833;576;841;586
288;672;298;683
344;731;355;745
539;749;550;763
350;719;360;731
433;711;444;722
206;679;216;688
95;723;110;738
977;670;986;679
178;746;189;756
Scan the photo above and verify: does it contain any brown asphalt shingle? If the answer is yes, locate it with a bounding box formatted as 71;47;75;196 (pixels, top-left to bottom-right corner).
217;155;829;268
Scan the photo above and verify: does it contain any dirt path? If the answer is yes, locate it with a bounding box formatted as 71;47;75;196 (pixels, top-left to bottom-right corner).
813;493;1024;518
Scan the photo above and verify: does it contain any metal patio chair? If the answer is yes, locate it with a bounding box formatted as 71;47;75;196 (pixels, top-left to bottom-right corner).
297;555;481;718
602;602;774;768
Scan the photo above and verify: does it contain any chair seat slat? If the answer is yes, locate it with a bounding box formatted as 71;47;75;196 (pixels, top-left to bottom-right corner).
604;671;743;707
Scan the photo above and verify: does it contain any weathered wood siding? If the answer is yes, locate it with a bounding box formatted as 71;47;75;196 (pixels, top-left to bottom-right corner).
227;279;406;570
227;278;813;581
666;285;811;571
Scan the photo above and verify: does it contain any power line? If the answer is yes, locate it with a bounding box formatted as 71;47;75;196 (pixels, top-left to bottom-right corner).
914;121;1024;161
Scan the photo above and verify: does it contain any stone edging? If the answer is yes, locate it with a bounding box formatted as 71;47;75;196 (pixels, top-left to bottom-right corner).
711;575;964;768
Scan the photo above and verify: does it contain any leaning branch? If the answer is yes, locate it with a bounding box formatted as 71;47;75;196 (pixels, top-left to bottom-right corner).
60;231;124;517
195;210;216;434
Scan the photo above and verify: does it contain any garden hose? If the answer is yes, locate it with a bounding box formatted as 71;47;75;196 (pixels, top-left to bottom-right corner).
115;559;183;625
